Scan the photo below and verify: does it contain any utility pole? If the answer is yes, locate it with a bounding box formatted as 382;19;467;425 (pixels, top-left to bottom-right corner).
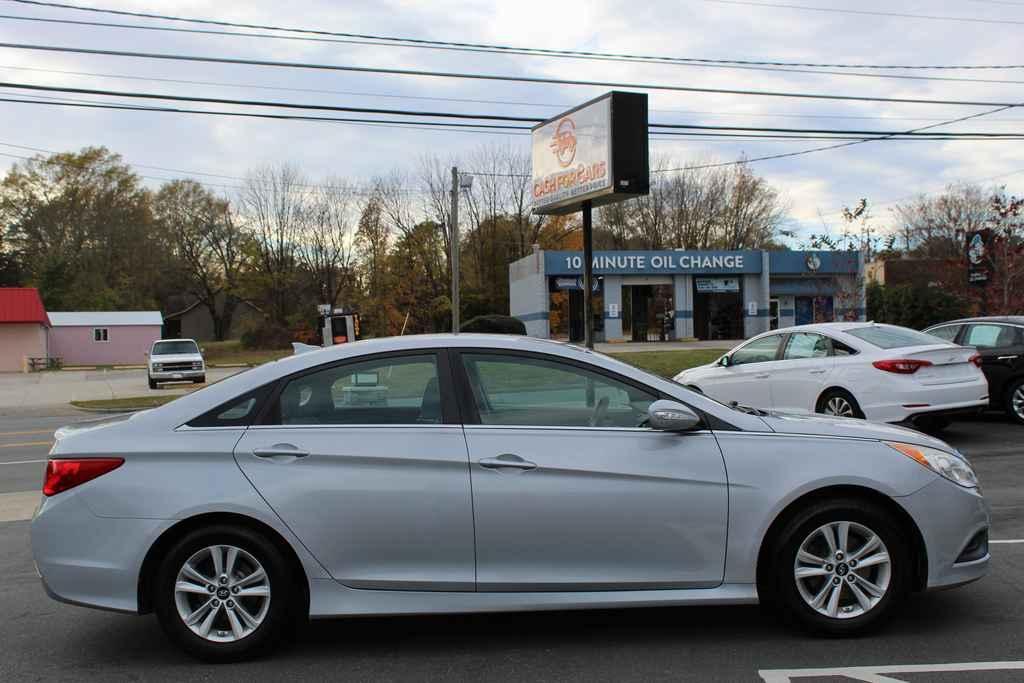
450;166;461;334
581;199;594;350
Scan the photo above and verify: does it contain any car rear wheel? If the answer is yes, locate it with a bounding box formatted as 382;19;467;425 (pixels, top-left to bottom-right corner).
816;389;863;419
154;525;295;662
765;498;909;636
1007;378;1024;426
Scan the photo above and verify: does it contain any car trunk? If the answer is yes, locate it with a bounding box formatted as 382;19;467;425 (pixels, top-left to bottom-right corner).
891;344;979;386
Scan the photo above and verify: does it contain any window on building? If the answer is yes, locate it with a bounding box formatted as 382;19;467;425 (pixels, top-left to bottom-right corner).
93;328;109;342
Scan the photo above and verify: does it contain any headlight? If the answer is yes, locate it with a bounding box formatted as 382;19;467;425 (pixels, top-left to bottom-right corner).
151;363;162;371
192;361;203;369
885;441;978;488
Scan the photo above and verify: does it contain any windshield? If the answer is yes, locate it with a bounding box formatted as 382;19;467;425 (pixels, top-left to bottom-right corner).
152;340;200;355
845;325;947;350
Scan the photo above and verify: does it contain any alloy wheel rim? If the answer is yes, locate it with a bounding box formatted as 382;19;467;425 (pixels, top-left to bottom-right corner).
1013;386;1024;420
825;397;855;417
173;545;271;643
793;521;891;620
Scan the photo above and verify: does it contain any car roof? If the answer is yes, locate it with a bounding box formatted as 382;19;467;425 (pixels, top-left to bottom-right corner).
154;338;199;343
128;333;768;432
928;316;1024;327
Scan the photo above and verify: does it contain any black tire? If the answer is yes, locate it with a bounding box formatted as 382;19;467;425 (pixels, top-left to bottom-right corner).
816;388;863;419
1006;377;1024;426
148;377;158;390
154;525;297;662
763;497;910;636
194;375;206;384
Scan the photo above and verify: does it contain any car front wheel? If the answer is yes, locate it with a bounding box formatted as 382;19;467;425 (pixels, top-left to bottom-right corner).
764;498;909;636
148;377;157;390
154;525;296;662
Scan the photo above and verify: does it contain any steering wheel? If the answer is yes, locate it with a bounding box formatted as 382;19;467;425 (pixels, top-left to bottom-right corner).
588;396;610;427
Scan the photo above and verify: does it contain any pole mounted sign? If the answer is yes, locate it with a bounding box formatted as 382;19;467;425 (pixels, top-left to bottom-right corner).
530;91;649;349
966;229;993;286
531;91;649;216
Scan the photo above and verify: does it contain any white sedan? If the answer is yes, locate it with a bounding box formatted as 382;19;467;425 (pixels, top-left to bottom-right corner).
674;323;989;427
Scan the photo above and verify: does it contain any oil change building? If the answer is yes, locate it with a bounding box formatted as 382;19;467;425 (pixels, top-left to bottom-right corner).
509;248;864;343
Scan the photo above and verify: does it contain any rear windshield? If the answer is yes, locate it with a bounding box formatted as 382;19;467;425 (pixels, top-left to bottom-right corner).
152;340;199;355
845;326;946;350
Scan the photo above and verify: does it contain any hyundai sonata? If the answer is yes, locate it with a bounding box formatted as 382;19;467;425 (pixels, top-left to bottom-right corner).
32;334;989;661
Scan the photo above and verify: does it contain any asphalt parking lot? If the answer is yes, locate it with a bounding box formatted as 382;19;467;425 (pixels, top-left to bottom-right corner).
1;411;1022;681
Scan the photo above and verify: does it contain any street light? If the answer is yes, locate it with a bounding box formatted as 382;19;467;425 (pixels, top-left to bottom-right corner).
450;168;473;333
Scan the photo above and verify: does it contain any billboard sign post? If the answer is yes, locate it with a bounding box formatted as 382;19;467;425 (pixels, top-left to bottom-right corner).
532;91;649;348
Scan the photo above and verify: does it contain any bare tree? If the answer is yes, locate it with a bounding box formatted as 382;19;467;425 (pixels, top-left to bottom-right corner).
296;178;359;311
892;183;992;257
239;165;307;326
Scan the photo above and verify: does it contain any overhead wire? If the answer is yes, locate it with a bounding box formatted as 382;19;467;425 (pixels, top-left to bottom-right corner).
3;12;1024;86
0;41;1021;108
5;0;1022;70
698;0;1024;26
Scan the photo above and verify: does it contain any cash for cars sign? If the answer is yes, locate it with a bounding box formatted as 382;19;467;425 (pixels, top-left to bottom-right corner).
531;91;649;215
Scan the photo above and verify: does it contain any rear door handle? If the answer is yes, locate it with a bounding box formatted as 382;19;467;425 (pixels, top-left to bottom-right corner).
252;443;310;459
754;373;771;379
997;355;1019;361
809;369;827;375
479;454;537;472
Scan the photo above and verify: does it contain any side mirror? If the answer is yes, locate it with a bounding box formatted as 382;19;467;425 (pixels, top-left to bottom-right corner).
718;355;731;367
144;351;149;357
647;400;702;432
199;347;205;354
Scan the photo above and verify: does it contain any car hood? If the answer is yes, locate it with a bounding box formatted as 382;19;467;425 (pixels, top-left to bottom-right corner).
150;353;203;364
756;412;955;452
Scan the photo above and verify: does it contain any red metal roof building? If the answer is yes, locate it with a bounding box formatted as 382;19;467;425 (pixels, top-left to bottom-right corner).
0;288;50;371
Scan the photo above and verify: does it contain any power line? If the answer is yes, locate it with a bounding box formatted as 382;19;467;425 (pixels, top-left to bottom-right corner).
6;63;1024;124
5;12;1024;87
1;41;1021;108
657;103;1023;172
7;0;1023;71
699;0;1024;25
3;81;1023;139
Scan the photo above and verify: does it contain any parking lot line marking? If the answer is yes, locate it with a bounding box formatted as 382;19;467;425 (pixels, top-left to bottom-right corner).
0;441;52;449
0;429;54;437
0;490;40;523
991;539;1024;544
0;459;46;465
759;660;1024;682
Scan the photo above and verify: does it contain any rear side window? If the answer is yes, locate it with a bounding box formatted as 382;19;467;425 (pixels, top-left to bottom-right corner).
731;335;782;365
187;384;274;428
845;326;944;350
783;333;830;360
963;324;1019;349
270;354;441;426
926;325;961;343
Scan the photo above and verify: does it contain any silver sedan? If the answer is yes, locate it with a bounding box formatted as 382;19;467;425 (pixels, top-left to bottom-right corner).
31;334;990;661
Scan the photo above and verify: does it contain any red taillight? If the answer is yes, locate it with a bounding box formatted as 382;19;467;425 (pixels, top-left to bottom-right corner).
872;359;933;374
969;353;983;368
43;458;124;497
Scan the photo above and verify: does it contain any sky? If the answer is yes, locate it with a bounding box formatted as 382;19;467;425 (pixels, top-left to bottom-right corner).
0;0;1021;243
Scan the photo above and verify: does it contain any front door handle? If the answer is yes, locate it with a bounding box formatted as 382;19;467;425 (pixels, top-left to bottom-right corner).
252;443;310;459
479;454;537;472
997;355;1019;361
809;369;827;375
754;373;771;379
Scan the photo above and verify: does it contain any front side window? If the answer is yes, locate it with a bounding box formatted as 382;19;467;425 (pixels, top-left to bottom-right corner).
93;328;109;342
730;335;782;366
963;324;1018;349
152;340;200;355
461;353;657;428
273;354;441;425
926;325;962;343
783;332;830;360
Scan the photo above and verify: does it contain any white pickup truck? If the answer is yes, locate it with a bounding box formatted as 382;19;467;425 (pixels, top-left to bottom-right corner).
147;338;206;389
